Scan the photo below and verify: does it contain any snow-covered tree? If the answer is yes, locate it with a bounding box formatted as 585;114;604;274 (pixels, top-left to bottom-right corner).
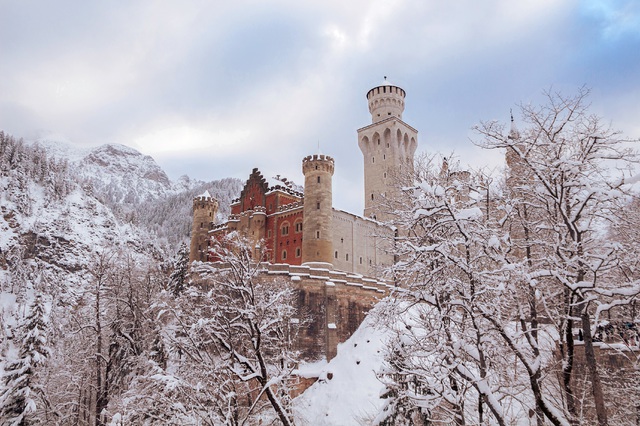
375;157;570;425
0;295;51;425
168;243;190;297
476;87;640;425
146;233;300;425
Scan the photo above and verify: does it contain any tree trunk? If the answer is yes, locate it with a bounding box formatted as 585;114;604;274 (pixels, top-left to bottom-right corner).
581;308;608;425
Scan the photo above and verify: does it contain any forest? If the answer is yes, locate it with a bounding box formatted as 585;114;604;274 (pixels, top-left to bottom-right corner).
1;88;640;425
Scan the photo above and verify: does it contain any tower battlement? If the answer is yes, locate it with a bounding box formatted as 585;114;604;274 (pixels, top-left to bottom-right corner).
302;154;335;175
367;80;406;123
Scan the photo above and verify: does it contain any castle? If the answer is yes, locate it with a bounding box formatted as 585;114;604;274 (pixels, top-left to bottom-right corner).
188;79;418;360
190;78;417;273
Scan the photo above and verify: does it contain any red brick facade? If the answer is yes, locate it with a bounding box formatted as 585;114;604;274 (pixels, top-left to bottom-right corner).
213;168;305;264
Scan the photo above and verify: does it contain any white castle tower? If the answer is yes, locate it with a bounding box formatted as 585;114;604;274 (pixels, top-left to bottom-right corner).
357;77;418;221
301;154;335;268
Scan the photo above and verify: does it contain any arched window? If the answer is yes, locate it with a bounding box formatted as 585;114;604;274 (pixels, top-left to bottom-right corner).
281;222;290;236
282;250;287;260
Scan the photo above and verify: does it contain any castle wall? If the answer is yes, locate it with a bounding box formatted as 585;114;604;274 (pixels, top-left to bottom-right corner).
560;342;640;423
331;209;394;276
262;263;389;360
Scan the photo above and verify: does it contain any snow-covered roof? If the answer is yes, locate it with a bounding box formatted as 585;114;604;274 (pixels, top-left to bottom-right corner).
199;190;211;198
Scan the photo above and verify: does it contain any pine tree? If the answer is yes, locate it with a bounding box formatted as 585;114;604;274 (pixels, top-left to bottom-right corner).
0;295;50;425
168;243;190;297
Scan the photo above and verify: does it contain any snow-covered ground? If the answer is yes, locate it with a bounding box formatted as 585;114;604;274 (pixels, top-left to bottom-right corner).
294;314;389;425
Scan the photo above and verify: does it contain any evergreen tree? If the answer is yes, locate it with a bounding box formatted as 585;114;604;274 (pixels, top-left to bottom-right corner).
0;295;50;425
168;243;190;297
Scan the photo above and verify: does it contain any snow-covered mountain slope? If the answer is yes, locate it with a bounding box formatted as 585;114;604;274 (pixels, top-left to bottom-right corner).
294;313;390;426
0;147;162;302
29;137;243;250
35;139;173;204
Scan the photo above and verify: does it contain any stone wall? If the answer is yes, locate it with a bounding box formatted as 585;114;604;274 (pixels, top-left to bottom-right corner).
566;342;639;424
263;262;389;360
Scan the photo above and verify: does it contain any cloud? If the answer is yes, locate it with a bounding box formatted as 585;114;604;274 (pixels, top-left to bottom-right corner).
1;0;638;214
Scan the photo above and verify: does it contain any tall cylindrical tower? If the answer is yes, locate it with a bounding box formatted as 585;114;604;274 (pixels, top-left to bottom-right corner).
358;78;418;222
189;191;219;262
301;154;335;268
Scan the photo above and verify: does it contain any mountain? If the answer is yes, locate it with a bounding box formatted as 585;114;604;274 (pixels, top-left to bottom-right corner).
1;132;242;299
31;137;243;251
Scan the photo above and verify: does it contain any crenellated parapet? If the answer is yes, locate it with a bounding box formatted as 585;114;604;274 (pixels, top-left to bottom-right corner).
366;80;406;123
302;154;335;175
278;201;303;212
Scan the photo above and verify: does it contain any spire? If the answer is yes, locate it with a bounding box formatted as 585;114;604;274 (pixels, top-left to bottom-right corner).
508;109;520;140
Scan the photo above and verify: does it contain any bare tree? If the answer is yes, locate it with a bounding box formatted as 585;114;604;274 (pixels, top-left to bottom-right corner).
475;87;640;425
142;233;300;425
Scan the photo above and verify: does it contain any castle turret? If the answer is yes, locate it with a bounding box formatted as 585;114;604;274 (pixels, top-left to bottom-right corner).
367;76;406;123
189;191;219;262
301;154;334;268
358;78;418;222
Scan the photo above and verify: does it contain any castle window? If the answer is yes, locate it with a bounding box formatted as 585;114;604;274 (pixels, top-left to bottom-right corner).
371;193;374;200
317;176;321;183
316;231;320;239
335;251;338;259
281;224;289;235
341;238;344;243
282;250;287;260
346;253;349;261
372;157;375;163
384;172;387;178
383;154;386;160
295;221;303;233
369;259;372;265
387;142;390;148
296;248;301;258
317;202;320;210
315;165;318;170
359;257;363;264
378;140;380;145
388;112;391;115
268;230;272;238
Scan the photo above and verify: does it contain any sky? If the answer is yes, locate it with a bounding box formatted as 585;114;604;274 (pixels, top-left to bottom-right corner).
1;0;639;214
